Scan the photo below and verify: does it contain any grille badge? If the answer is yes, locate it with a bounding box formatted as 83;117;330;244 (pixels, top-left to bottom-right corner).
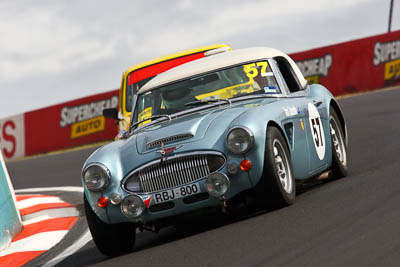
157;142;183;162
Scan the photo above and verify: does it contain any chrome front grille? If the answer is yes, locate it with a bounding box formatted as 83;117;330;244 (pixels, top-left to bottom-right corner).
146;133;194;149
139;155;209;193
123;152;226;194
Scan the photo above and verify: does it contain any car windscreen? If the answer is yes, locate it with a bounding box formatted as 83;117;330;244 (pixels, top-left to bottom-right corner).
132;60;280;126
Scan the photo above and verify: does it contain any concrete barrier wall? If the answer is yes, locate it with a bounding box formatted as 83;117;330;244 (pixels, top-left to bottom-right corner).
1;30;400;161
0;151;22;251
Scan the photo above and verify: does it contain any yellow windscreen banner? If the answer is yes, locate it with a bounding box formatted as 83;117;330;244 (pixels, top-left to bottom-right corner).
138;107;152;127
70;116;105;139
195;81;254;100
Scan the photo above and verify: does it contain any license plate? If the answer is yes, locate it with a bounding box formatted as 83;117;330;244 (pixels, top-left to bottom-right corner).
153;183;201;204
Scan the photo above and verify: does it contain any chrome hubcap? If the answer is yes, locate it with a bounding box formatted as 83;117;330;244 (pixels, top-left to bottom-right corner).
330;118;347;166
273;140;292;194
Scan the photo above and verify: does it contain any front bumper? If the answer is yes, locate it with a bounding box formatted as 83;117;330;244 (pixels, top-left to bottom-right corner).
86;156;255;225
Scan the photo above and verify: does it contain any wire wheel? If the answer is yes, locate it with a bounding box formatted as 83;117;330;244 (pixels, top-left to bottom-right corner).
330;118;347;167
329;107;348;178
273;139;293;194
255;126;295;208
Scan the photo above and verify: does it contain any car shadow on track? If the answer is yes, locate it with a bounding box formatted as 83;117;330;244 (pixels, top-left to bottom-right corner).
60;203;279;266
57;180;334;267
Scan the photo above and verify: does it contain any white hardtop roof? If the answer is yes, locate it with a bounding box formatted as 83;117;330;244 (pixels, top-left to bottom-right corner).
138;47;307;94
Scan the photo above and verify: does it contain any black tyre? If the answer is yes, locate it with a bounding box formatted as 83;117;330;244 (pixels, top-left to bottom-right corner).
329;107;348;178
84;194;136;256
255;126;295;208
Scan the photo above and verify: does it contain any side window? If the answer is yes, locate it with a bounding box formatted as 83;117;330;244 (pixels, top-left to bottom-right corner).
274;56;303;93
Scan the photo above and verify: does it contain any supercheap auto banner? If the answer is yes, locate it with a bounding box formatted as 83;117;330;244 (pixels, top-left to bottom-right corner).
289;30;400;95
24;90;119;157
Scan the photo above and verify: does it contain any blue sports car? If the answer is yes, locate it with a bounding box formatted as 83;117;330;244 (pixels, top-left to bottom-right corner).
82;47;348;256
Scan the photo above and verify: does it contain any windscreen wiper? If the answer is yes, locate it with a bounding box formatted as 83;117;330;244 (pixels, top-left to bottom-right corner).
184;98;231;106
230;90;264;99
130;115;171;131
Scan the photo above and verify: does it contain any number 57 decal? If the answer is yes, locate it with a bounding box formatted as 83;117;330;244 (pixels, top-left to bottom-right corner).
244;62;268;78
308;103;326;160
311;117;323;147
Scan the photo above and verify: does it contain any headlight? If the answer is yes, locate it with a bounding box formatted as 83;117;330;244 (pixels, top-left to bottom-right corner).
121;194;145;218
226;126;254;154
82;163;110;191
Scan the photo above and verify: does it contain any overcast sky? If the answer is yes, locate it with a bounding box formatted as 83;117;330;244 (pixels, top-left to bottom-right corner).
0;0;396;118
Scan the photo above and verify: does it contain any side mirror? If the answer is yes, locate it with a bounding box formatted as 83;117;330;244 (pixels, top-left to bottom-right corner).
116;130;129;140
103;108;119;121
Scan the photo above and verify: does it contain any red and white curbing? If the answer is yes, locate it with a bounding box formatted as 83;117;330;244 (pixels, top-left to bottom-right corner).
0;194;79;267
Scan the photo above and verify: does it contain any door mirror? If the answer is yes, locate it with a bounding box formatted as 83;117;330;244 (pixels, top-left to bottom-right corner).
117;130;129;140
103;108;119;121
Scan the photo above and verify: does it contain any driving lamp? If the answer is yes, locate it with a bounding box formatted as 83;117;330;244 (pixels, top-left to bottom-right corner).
121;194;145;218
205;173;230;197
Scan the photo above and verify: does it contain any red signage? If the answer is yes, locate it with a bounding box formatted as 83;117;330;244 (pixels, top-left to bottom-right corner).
24;90;119;156
289;30;400;95
4;30;400;160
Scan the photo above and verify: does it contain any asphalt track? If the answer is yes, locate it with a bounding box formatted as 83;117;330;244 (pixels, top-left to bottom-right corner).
6;87;400;267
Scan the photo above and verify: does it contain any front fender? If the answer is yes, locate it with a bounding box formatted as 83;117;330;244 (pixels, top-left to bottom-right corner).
224;103;293;187
329;98;348;146
84;189;110;224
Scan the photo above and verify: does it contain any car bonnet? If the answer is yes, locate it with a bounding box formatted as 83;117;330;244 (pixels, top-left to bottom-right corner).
135;104;251;154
